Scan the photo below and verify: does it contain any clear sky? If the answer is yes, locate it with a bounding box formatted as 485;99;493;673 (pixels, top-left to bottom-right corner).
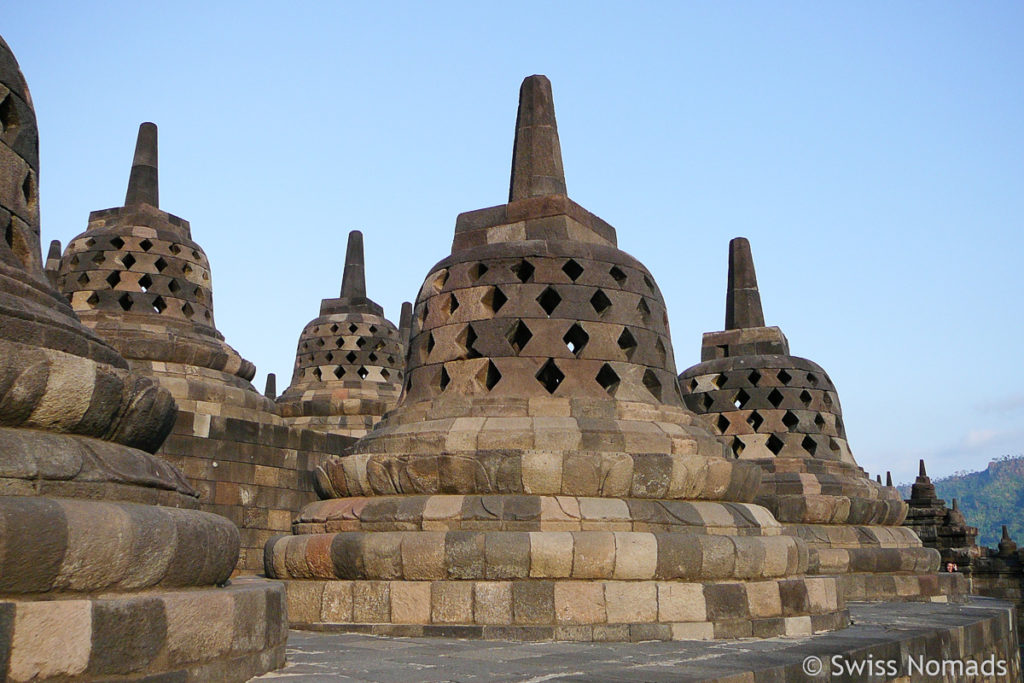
4;2;1022;485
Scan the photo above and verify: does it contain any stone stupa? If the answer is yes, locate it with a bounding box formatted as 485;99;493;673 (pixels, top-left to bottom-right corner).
265;75;847;641
56;123;346;571
276;230;404;438
0;35;285;681
679;238;965;602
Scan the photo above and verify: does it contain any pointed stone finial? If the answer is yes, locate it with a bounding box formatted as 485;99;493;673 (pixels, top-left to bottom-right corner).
886;472;893;487
264;373;277;400
46;240;61;261
876;474;882;484
919;459;927;478
952;498;959;511
399;301;412;349
509;75;566;202
725;238;766;330
44;239;62;288
340;231;366;299
124;122;159;207
1002;525;1011;540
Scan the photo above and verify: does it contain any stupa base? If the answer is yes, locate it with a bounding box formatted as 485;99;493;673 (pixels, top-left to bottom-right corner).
0;577;287;682
281;577;848;641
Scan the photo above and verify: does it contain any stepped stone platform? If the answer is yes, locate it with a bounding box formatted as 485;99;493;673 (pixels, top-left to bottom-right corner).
255;598;1019;682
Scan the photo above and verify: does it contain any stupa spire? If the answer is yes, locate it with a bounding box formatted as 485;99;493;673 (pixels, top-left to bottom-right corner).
508;75;566;201
340;230;366;298
124;122;159;207
725;237;765;330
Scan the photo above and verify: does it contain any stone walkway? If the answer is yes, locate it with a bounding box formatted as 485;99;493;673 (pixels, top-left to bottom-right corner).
251;599;1016;682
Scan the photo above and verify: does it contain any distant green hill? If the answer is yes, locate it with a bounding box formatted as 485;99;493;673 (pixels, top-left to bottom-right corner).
896;455;1024;548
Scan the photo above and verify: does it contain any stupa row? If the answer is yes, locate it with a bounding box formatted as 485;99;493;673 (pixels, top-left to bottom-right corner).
3;28;1016;681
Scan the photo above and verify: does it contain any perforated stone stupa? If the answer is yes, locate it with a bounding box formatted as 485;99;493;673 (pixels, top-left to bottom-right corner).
277;230;404;437
56;124;349;571
0;36;285;681
679;238;965;602
265;75;848;642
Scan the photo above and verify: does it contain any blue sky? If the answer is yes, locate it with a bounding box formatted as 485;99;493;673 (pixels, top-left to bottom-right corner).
5;2;1022;484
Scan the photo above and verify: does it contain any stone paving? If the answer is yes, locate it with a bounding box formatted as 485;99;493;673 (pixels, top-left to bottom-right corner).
253;598;1016;682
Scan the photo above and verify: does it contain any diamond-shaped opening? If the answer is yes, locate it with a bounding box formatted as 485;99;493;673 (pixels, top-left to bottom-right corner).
506;320;533;354
346;351;358;363
356;337;366;348
139;239;153;251
814;413;826;429
748;370;761;386
801;435;817;456
608;265;627;285
357;365;369;380
777;369;792;385
388;356;395;364
536;358;564;394
828;437;840;452
183;264;193;276
447;293;460;317
169;244;181;255
193;287;205;303
483;360;501;391
368;352;377;362
138;273;153;292
325;351;335;363
767;388;784;408
369;325;378;334
595;363;620;395
431;269;449;292
766;434;785;456
643;274;655;292
77;272;89;286
562;323;589;356
511;259;535;283
302;342;309;351
181;302;194;319
636;297;651;320
381;368;391;380
374;340;386;352
782;410;799;431
733;388;750;409
21;172;33;206
701;393;714;410
823;393;834;410
731;437;745;458
590;289;612;315
106;271;121;288
459;324;482;359
349;324;359;333
617;328;637;359
688;378;697;392
122;253;136;269
70;255;79;266
536;287;561;316
469;263;488;282
110;236;125;249
168;279;180;294
439;366;450;391
152;296;166;313
117;292;133;311
562;259;584;281
712;373;727;389
316;338;325;348
799;390;812;406
716;414;730;434
85;238;96;248
154;257;167;272
191;250;200;260
747;410;764;431
330;324;339;333
426;332;435;355
642;369;661;400
312;367;322;381
0;93;17;133
85;291;99;308
335;337;345;349
92;253;106;265
482;286;508;314
807;373;819;387
835;415;844;433
333;365;345;379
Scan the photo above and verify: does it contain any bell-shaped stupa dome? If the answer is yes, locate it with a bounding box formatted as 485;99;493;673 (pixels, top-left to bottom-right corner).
276;230;404;436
